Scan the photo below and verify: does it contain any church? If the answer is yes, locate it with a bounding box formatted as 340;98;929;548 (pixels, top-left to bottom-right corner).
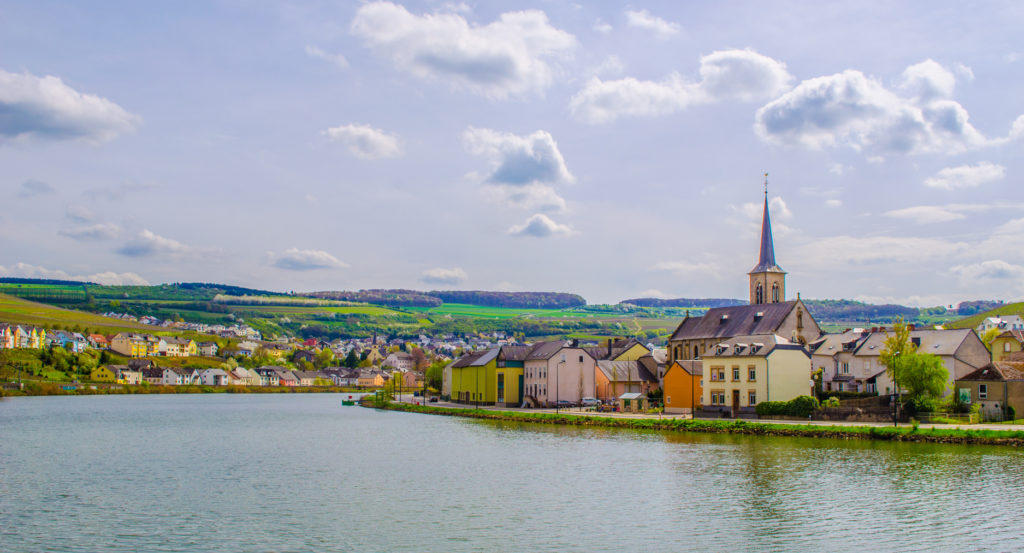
666;186;822;365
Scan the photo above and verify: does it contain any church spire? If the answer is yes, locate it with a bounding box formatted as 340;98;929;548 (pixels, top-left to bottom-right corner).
749;173;786;304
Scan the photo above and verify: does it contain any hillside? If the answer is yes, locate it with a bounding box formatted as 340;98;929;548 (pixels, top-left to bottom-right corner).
0;293;166;334
946;302;1024;330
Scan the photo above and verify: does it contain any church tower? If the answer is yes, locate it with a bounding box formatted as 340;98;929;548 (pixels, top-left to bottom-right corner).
748;175;786;305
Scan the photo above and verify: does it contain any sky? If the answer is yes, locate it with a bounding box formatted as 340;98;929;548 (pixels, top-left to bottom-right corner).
1;1;1023;307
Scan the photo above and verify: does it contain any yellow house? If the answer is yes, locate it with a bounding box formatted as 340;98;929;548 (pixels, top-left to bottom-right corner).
449;346;524;406
111;333;151;358
357;370;385;387
90;366;119;383
701;334;811;417
992;331;1024;362
663;360;703;415
586;338;650;362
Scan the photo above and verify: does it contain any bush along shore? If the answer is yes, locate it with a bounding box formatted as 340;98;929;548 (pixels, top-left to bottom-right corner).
1;381;361;397
368;401;1024;446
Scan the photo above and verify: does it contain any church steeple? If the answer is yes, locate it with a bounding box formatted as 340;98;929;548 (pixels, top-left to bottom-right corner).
748;173;786;304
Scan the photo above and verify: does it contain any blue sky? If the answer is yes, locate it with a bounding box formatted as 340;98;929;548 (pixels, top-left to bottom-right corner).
1;1;1023;306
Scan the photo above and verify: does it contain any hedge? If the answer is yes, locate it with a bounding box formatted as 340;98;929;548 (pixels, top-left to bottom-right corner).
755;395;820;418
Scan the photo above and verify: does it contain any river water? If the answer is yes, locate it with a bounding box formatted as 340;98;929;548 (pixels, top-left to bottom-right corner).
2;394;1022;552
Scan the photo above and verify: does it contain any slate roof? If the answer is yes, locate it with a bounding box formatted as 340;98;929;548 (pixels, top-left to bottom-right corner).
669;301;799;342
451;347;500;368
700;334;807;359
595;360;657;383
749;195;784;274
525;341;568;361
853;329;974;357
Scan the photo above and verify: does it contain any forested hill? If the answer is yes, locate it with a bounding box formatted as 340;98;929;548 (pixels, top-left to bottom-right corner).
307;289;587;309
619;298;746;308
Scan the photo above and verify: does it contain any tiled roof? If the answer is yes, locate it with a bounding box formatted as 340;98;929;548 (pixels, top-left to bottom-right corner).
669;301;798;341
959;362;1024;381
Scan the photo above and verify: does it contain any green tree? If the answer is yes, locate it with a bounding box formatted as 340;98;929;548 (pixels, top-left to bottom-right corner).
898;353;949;411
343;349;359;368
425;359;446;391
981;327;1001;351
314;348;335;369
879;317;917;377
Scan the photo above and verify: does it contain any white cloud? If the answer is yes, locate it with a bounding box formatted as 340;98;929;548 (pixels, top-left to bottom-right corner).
885;205;965;224
624;9;680;38
593;20;613;34
635;289;671;299
305;45;349;69
350;1;575;99
898;59;956;101
507;213;573;238
738;196;792;220
755;62;990;155
271;248;349;271
571;49;791;124
591;55;625;78
116;230;190;257
483;182;567;212
0;262;148;285
323;123;401;159
824;199;842;208
65;206;95;223
17;179;56;198
651;261;719;275
419;267;468;285
464;127;573;185
951;260;1024;283
0;68;139;144
923;162;1005;190
58;222;121;241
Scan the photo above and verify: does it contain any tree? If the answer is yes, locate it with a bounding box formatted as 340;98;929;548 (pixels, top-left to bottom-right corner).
314;348;335;369
898;353;949;410
879;317;916;377
425;359;445;392
343;349;359;368
410;348;427;370
981;327;1001;351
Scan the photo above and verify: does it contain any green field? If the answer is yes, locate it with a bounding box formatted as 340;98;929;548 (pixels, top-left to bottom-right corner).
405;303;585;319
0;293;166;334
946;302;1024;330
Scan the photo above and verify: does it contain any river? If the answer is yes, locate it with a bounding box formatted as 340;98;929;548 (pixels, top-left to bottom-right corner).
2;393;1022;552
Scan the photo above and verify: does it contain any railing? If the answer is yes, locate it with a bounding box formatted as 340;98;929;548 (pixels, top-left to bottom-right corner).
916;412;982;424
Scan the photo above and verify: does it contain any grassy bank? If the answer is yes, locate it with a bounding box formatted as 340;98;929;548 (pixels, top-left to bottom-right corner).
2;381;365;397
370;402;1024;446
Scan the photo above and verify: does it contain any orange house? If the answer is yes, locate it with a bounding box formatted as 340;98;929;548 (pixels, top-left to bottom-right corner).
663;360;703;415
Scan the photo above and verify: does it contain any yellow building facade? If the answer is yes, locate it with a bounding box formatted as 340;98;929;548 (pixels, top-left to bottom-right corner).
700;334;811;417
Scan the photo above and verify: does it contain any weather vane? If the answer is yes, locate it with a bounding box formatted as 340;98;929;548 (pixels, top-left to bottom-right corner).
764;172;768;199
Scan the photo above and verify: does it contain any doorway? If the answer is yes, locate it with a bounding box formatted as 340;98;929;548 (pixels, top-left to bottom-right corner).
732;390;740;417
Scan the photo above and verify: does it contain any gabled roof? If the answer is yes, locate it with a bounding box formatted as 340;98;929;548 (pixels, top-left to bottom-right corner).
498;345;532;361
669;301;799;341
996;330;1024;343
958;362;1024;382
701;334;805;359
595;360;657;383
668;359;703;377
810;330;870;356
853;329;974;357
525;341;568;361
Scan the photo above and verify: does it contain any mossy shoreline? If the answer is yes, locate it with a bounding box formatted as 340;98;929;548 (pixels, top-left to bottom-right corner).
370;401;1024;446
0;381;364;397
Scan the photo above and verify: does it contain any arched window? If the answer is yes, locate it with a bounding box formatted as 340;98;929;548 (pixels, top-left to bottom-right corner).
693;346;699;358
755;283;764;304
771;283;779;303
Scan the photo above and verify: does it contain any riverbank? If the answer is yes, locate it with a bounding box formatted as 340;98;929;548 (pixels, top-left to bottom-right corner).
370;401;1024;446
0;380;366;397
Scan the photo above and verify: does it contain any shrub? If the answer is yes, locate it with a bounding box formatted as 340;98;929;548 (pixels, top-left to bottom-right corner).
823;396;840;408
1008;406;1016;421
755;395;819;418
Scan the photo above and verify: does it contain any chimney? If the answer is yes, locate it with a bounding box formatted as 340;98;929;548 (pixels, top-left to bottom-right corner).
571;338;579;348
607;338;613;358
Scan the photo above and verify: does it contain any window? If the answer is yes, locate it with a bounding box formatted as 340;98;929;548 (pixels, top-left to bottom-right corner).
579;355;584;363
980;384;988;399
771;283;779;303
666;396;672;404
841;362;850;374
732;367;740;381
1006;343;1012;353
718;369;725;382
748;392;756;405
748;367;756;381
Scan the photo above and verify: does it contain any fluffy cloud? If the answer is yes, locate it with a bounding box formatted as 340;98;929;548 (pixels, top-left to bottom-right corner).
305;45;349;69
351;1;575;99
624;9;680;38
323;123;401;159
0;262;148;285
571;49;791;124
755;61;990;155
65;206;96;223
271;248;348;271
0;68;139;143
951;260;1024;283
507;214;573;238
465;127;573;212
923;162;1005;190
419;267;468;285
116;230;190;257
58;222;121;241
17;179;56;198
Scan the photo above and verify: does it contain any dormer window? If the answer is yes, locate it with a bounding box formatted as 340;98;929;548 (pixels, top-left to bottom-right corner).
720;314;729;324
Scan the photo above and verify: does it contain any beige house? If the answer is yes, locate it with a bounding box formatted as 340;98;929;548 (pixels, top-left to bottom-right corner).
992;331;1024;363
701;334;811;417
814;328;989;397
955;362;1024;421
522;341;596;407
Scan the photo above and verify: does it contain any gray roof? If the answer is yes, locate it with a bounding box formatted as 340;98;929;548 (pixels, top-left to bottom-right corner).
669;301;799;341
853;329;974;357
525;341;568;361
749;195;784;274
595;360;657;383
701;334;801;359
959;362;1024;382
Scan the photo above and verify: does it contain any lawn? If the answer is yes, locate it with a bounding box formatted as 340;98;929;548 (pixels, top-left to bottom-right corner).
407;303;587;319
0;293;165;334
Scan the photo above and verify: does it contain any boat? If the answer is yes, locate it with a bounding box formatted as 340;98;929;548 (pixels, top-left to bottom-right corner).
341;394;357;406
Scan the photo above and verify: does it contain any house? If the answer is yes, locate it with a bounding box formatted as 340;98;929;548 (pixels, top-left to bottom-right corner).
584;338;651;362
119;368;143;385
200;368;230;386
402;371;425;390
450;348;499;405
90;366;119;383
111;333;154;358
254;367;284;387
162;367;199;386
161;337;196;357
977;315;1024;335
814;328;989;397
383;351;414;371
323;367;358;387
667;193;821;365
638;348;668;389
701;334;811;418
88;334;110;350
991;331;1024;363
594;360;657;404
197;341;219;357
293;349;316;364
141;367;164;385
663;360;703;415
293;370;324;386
276;369;299;387
522;342;595;407
230;367;260;386
955;362;1024;421
357;369;385;388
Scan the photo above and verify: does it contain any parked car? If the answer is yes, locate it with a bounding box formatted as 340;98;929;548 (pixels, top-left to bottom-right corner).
581;397;600;407
556;400;572;408
428;396;439;403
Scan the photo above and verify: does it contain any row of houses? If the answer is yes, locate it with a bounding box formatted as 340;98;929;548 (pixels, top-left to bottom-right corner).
1;324;99;352
90;364;426;389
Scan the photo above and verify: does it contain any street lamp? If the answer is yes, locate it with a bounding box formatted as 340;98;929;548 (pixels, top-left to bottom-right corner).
556;360;563;413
